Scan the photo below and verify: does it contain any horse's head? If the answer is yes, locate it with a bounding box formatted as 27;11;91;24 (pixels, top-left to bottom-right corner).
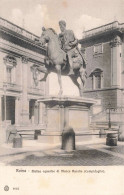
40;27;57;47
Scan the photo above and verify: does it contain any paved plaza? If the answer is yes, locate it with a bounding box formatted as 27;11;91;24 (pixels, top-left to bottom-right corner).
0;138;124;166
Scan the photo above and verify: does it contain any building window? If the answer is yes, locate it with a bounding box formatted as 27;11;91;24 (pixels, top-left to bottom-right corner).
94;43;103;55
89;68;103;90
4;55;17;83
95;74;101;89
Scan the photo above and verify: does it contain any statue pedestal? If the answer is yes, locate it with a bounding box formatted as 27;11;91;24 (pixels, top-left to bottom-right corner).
38;96;96;145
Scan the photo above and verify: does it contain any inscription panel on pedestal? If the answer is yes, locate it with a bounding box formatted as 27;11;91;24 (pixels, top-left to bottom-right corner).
47;109;60;131
69;109;89;132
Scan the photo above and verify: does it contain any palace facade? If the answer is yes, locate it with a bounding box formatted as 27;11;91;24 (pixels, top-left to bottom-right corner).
80;21;124;110
0;17;48;142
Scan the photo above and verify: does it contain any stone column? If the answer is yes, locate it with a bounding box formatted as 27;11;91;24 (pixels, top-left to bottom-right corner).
34;101;39;125
0;95;6;144
110;35;122;87
21;56;30;125
15;97;21;126
39;102;44;125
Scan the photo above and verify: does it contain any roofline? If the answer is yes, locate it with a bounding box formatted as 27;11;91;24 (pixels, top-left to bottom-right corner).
80;21;124;42
0;17;46;52
84;21;119;33
0;16;39;38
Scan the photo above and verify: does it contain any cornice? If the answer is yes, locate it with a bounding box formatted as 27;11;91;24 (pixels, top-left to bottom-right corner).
0;38;45;64
79;29;123;46
0;22;46;54
84;87;124;93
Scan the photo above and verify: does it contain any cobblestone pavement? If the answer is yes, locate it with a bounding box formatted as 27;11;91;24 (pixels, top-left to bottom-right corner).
0;140;124;166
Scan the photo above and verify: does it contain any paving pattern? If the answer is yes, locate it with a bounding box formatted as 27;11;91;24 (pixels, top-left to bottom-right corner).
0;142;123;166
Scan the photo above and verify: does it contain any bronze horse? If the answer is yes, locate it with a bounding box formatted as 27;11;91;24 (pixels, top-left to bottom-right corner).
37;28;87;96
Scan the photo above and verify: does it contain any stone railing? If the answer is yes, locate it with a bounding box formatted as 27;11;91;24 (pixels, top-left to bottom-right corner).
83;21;120;38
0;17;39;41
106;107;124;113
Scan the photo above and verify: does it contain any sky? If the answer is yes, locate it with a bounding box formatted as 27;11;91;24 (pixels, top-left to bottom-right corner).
0;0;124;96
0;0;123;38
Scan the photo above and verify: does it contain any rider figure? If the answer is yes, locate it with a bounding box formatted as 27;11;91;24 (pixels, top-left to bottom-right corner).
59;20;78;76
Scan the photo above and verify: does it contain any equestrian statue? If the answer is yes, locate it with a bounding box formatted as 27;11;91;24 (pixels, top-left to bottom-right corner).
35;20;87;96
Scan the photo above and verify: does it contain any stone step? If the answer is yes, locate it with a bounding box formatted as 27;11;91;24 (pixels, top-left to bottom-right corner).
16;125;45;131
18;130;35;140
22;137;34;140
21;134;34;140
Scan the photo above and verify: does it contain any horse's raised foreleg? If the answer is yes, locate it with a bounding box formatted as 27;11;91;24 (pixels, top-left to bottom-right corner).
56;65;63;96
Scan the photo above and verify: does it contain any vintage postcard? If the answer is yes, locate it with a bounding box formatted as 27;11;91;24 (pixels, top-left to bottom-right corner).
0;0;124;194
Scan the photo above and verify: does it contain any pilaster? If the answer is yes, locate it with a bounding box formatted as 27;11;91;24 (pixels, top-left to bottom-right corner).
15;97;21;125
34;101;39;125
0;53;5;83
39;102;44;125
110;35;122;87
0;95;3;124
0;95;6;144
21;56;30;124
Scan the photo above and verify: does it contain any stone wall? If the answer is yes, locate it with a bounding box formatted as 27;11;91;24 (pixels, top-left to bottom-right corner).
83;88;124;109
84;42;111;90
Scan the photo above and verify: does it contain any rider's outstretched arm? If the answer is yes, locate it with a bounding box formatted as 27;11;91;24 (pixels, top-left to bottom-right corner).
68;30;78;47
